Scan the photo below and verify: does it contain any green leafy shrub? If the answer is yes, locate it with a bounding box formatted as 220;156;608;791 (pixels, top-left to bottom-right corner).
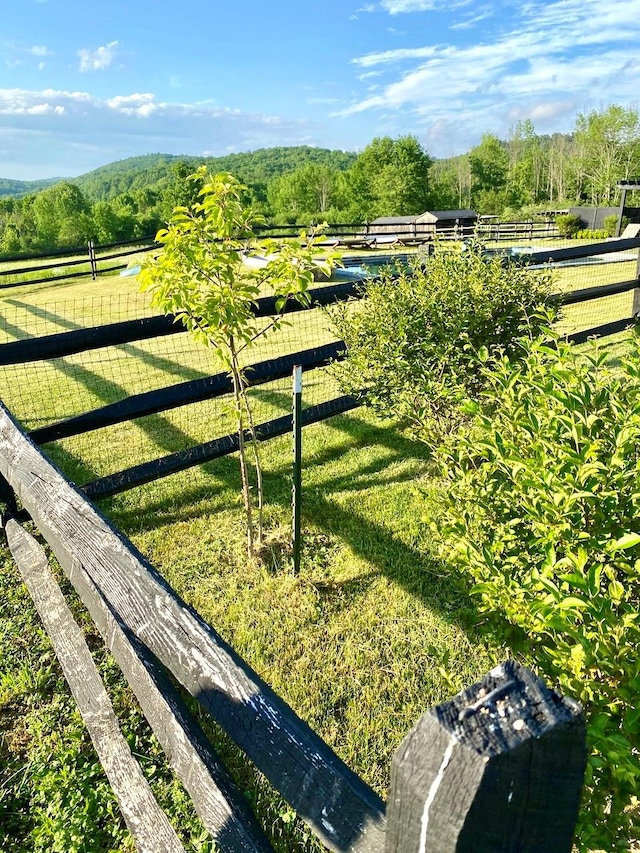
329;243;554;444
429;330;640;850
555;213;584;237
604;214;629;237
575;228;607;240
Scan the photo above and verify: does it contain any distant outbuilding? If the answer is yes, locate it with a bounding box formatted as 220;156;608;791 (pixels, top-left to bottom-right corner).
369;209;478;240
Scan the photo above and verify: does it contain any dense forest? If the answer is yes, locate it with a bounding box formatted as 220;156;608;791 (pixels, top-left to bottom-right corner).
1;104;639;256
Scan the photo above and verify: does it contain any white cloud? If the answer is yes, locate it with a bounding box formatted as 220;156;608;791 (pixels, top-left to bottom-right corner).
27;45;52;57
77;40;119;72
449;9;494;30
0;86;320;179
381;0;436;11
107;93;157;117
0;92;66;116
353;45;439;67
341;0;640;153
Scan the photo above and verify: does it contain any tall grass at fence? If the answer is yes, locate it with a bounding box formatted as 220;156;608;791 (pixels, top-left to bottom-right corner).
0;403;500;852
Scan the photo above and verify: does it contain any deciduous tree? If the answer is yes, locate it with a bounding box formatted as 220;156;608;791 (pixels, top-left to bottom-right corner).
346;135;433;220
140;169;339;558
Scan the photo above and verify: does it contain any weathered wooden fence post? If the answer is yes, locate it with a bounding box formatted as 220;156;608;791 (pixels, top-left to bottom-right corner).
88;240;97;280
385;660;586;853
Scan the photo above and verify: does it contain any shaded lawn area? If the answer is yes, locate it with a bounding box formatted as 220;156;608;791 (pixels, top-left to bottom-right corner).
1;405;500;852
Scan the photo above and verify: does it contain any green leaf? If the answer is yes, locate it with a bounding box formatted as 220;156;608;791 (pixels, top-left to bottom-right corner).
610;532;640;551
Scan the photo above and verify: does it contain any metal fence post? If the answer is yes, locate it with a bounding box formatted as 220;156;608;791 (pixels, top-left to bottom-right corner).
292;365;302;574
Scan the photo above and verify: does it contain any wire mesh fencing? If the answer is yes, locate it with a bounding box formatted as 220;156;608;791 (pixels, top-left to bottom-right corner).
0;239;638;502
0;282;349;498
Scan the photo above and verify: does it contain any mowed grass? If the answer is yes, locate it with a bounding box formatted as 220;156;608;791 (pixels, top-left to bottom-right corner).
0;263;500;851
0;248;638;850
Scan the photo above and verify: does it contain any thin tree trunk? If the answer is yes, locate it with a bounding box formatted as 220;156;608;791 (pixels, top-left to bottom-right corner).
244;389;264;549
229;337;254;558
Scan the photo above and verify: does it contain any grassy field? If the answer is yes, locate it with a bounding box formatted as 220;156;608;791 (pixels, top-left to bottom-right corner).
0;246;638;851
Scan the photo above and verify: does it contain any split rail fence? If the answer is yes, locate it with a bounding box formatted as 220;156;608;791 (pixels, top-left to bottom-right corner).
0;218;564;290
2;235;640;850
0;406;587;852
1;237;639;502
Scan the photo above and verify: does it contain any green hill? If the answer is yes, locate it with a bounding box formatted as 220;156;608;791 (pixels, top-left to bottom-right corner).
0;176;61;198
0;147;357;202
72;147;357;201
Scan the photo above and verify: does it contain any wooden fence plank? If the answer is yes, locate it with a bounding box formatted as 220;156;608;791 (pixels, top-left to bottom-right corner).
1;507;276;851
3;518;186;853
0;403;386;853
553;277;639;306
0;280;359;366
384;661;586;852
527;236;640;266
567;317;637;344
81;395;360;501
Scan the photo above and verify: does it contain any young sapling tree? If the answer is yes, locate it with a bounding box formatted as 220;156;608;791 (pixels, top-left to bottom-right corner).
140;168;339;558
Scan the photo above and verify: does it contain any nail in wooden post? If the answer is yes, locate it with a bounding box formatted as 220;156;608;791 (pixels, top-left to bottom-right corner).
385;660;586;853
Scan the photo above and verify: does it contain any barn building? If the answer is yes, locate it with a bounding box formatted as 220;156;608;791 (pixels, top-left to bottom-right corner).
368;210;478;241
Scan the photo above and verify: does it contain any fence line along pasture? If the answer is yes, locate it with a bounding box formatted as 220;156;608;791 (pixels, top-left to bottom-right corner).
1;234;635;851
0;404;587;851
0;237;159;288
0;218;567;290
0;236;639;503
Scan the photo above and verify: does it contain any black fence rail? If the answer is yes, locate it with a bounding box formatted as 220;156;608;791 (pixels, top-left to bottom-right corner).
0;404;587;852
4;237;638;849
0;238;159;289
0;238;639;502
0;218;572;290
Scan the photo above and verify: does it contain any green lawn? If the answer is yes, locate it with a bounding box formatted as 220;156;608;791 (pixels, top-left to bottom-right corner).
0;248;638;851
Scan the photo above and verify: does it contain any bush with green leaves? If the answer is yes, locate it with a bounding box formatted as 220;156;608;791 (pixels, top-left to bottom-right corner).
575;228;607;240
329;243;554;444
604;214;629;237
429;329;640;850
556;213;584;237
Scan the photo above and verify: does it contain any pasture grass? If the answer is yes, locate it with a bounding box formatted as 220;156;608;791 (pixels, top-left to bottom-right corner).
1;245;638;850
0;404;500;852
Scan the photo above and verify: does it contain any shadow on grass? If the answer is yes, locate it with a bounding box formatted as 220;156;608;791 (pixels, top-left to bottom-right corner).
0;305;218;483
5;298;210;383
105;409;477;631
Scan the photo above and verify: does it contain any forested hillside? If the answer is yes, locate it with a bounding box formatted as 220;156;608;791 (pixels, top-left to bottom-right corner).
67;147;357;202
1;104;639;256
0;176;60;198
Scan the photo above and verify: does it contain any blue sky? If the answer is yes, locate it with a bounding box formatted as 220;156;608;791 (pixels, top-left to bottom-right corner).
1;0;639;180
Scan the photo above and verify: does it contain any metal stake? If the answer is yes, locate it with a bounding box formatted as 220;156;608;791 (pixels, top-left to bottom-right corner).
292;365;302;574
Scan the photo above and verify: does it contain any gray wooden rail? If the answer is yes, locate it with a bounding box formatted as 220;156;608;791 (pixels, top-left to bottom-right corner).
0;402;587;852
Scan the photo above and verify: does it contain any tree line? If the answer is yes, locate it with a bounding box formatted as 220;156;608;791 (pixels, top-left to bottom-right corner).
1;104;639;256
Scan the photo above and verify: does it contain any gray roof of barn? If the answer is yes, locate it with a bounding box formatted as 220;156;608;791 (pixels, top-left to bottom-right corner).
370;215;420;224
428;209;477;219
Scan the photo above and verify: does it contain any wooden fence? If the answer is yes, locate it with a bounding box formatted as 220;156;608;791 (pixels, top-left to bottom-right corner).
1;236;638;502
5;236;638;849
0;404;587;852
0;219;567;289
0;236;159;289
